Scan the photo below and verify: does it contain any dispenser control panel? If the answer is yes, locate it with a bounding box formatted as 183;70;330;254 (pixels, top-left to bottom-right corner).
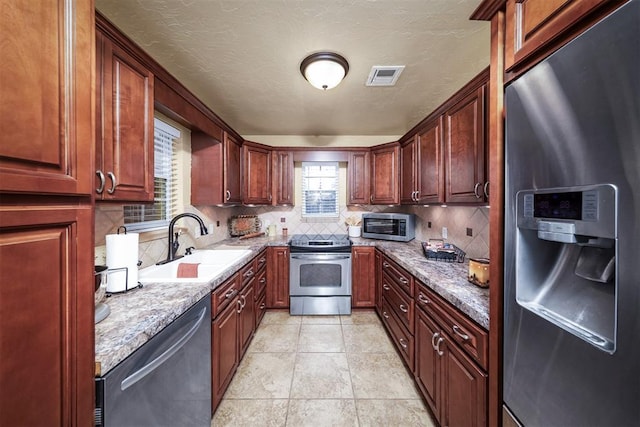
523;190;598;221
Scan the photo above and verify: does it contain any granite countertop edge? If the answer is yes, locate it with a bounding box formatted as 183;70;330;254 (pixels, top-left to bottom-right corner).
96;235;488;375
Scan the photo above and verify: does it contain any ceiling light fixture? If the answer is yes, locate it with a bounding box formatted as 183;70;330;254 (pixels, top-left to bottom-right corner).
300;52;349;90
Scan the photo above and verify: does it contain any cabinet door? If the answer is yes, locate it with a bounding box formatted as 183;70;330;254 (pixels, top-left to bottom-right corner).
505;0;623;72
191;131;224;205
441;333;488;427
212;299;239;411
400;138;417;204
243;143;272;204
0;0;93;195
444;85;486;204
224;132;242;205
266;246;289;308
370;144;400;205
97;36;154;202
347;151;370;205
352;246;375;307
415;308;442;419
238;282;255;358
273;150;294;205
416;117;444;204
0;204;94;427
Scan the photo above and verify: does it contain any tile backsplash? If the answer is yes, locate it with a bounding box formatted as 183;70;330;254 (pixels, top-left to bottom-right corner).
95;203;489;268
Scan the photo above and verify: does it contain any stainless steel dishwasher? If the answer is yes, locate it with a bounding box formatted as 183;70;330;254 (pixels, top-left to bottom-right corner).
95;296;211;426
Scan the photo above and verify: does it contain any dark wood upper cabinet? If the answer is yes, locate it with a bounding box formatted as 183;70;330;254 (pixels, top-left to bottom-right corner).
370;143;400;205
272;150;294;206
347;151;370;205
504;0;627;77
242;141;272;205
0;0;93;196
444;82;487;204
95;29;155;202
416;118;445;204
191;131;242;206
400;137;417;204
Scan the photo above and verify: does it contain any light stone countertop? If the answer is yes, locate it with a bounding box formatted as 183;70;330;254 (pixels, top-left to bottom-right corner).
96;235;488;376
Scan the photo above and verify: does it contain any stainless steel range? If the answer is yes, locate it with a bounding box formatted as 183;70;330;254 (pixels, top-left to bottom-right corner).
289;234;352;315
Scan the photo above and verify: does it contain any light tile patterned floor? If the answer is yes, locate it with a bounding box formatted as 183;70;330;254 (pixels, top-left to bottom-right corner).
211;310;436;427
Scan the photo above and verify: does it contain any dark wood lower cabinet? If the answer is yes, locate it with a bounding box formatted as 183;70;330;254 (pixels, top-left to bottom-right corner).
238;281;255;357
211;294;239;412
375;249;383;315
415;306;487;427
266;246;289;308
352;246;375;307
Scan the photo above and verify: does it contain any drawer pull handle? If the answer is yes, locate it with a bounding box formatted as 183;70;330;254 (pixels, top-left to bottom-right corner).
259;257;266;264
431;332;440;350
382;284;390;291
236;299;243;313
399;304;408;313
259;303;266;310
260;277;266;284
240;295;246;307
244;269;254;278
382;311;390;319
399;277;408;285
452;325;470;341
399;338;408;349
418;294;430;305
225;289;237;299
383;262;390;268
226;190;231;201
435;337;444;356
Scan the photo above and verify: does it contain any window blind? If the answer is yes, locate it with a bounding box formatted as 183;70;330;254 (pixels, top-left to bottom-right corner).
301;162;339;218
123;118;180;229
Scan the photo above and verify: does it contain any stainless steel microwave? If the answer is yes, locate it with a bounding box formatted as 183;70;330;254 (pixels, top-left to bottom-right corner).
362;213;415;242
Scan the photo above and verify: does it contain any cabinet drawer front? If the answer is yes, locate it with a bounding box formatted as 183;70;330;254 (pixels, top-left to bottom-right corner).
416;281;488;370
212;274;240;318
382;272;414;334
381;256;414;296
254;268;267;300
381;298;414;372
255;250;267;273
240;259;257;288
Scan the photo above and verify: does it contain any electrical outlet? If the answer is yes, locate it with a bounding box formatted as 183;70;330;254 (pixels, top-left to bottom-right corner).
216;220;220;227
466;227;473;237
280;217;286;223
428;221;432;228
442;227;448;239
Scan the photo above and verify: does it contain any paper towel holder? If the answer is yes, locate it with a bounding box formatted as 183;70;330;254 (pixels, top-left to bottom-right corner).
106;266;143;295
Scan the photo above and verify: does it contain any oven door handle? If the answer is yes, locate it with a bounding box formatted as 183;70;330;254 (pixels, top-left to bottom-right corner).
290;254;351;261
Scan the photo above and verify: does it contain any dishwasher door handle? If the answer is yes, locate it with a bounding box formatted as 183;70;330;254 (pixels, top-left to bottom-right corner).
120;304;208;391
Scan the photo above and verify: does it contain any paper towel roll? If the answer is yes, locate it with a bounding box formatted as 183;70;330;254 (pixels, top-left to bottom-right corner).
106;233;139;293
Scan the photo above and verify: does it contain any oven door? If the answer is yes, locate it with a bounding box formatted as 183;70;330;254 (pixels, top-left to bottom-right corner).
289;252;352;297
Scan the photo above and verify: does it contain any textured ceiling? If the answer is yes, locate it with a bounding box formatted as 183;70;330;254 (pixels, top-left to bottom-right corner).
95;0;489;138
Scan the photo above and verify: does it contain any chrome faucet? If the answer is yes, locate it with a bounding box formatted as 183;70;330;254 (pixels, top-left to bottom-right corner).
159;213;209;264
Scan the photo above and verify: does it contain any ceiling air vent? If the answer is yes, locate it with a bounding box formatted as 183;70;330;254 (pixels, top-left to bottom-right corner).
366;65;405;86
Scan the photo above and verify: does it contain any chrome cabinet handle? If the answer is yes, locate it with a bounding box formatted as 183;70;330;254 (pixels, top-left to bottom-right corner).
399;338;408;349
107;172;117;194
260;277;266;284
418;293;430;305
399;304;408;313
96;170;105;194
399;277;408;285
414;190;419;201
452;325;470;341
237;299;243;313
226;190;231;201
225;288;237;299
431;332;440;350
240;295;246;307
382;311;390;319
484;181;490;198
370;194;373;203
259;302;266;310
473;182;482;199
435;337;444;356
383;262;390;268
259;257;266;265
268;194;272;202
244;269;254;278
382;284;390;291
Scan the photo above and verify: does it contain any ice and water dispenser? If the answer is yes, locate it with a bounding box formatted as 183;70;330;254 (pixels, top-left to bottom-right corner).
515;184;617;352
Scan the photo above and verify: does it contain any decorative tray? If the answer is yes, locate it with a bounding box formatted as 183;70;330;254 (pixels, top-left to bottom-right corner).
229;215;262;237
421;241;466;263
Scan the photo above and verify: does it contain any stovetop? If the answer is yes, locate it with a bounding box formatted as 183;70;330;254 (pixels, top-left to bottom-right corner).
289;233;352;252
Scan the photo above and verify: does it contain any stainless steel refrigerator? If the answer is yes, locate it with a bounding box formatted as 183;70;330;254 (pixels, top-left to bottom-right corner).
503;1;640;425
